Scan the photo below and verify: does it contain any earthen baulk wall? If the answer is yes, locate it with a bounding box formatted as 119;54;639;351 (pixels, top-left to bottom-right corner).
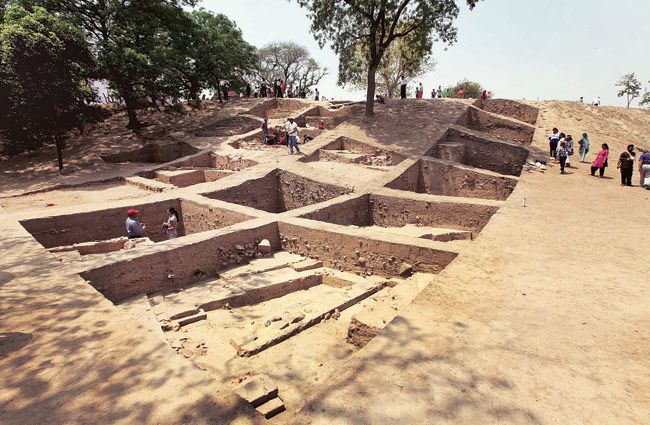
300;194;498;232
195;116;261;137
278;223;457;276
300;195;371;226
21;199;183;248
386;159;517;201
458;107;535;145
474;99;539;125
21;199;251;249
180;200;251;235
204;170;350;213
80;223;280;302
101;142;199;164
428;128;529;176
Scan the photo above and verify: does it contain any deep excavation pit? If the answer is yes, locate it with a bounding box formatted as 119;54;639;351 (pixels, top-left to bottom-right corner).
300;193;498;241
426;127;530;176
456;105;536;145
202;169;352;213
300;136;407;167
20;198;251;256
246;98;309;119
194;115;262;137
79;220;460;417
100;140;199;164
147;153;257;187
293;105;355;129
228;127;325;150
386;158;518;201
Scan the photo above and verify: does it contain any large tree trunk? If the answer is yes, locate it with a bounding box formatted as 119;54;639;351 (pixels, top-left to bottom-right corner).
123;89;142;129
55;135;64;172
365;63;379;117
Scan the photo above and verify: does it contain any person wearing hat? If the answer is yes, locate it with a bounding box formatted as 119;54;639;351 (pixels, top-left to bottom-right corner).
126;209;146;239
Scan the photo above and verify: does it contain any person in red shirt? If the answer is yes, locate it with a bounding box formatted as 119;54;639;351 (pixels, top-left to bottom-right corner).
280;80;286;98
457;87;465;98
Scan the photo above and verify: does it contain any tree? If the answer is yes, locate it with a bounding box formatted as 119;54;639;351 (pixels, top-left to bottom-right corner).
348;32;435;98
296;0;479;116
46;0;199;128
616;73;642;108
445;79;483;98
185;10;258;105
257;42;326;95
0;4;95;156
640;84;650;110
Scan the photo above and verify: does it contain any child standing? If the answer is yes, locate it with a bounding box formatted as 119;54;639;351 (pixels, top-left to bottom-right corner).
565;135;574;167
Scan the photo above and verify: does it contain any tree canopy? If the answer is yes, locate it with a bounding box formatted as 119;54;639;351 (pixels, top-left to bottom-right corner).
0;4;96;154
296;0;480;116
347;32;436;98
0;1;260;156
256;41;326;95
616;73;642;108
445;79;483;98
640;83;650;110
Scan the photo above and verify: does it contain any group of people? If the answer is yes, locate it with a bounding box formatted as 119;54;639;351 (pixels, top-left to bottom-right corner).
578;96;601;106
398;76;491;100
125;208;179;240
261;117;303;154
255;80;320;100
216;80;321;101
549;128;650;187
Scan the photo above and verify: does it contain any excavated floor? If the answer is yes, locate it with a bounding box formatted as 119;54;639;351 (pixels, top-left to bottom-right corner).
300;136;406;167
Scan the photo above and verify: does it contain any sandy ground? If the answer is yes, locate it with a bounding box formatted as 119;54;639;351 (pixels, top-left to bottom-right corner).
0;182;150;212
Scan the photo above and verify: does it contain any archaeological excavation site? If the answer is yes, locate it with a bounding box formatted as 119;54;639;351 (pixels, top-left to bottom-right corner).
2;97;545;423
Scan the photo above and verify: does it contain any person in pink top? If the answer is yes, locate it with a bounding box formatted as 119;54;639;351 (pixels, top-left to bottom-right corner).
590;143;609;178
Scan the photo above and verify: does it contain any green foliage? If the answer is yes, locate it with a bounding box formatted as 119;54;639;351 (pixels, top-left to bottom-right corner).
445;79;483;98
348;33;436;98
616;73;642;108
0;0;261;154
256;41;326;94
186;10;257;103
296;0;480;116
640;83;650;110
0;4;95;154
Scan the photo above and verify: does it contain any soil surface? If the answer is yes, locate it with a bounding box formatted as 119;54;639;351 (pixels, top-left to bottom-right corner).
2;98;649;425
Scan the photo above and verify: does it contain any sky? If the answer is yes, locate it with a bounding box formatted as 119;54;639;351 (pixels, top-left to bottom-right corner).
201;0;650;107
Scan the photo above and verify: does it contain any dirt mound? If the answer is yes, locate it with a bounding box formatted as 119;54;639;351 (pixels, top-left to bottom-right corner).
474;99;539;125
458;106;535;145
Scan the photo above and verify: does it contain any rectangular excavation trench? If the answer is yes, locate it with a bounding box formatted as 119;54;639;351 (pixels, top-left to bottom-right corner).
80;221;460;416
300;136;406;167
134;152;259;188
300;193;499;240
427;128;529;176
80;221;456;303
201;169;351;213
386;158;518;201
456;106;535;145
100;141;200;164
20;198;251;252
